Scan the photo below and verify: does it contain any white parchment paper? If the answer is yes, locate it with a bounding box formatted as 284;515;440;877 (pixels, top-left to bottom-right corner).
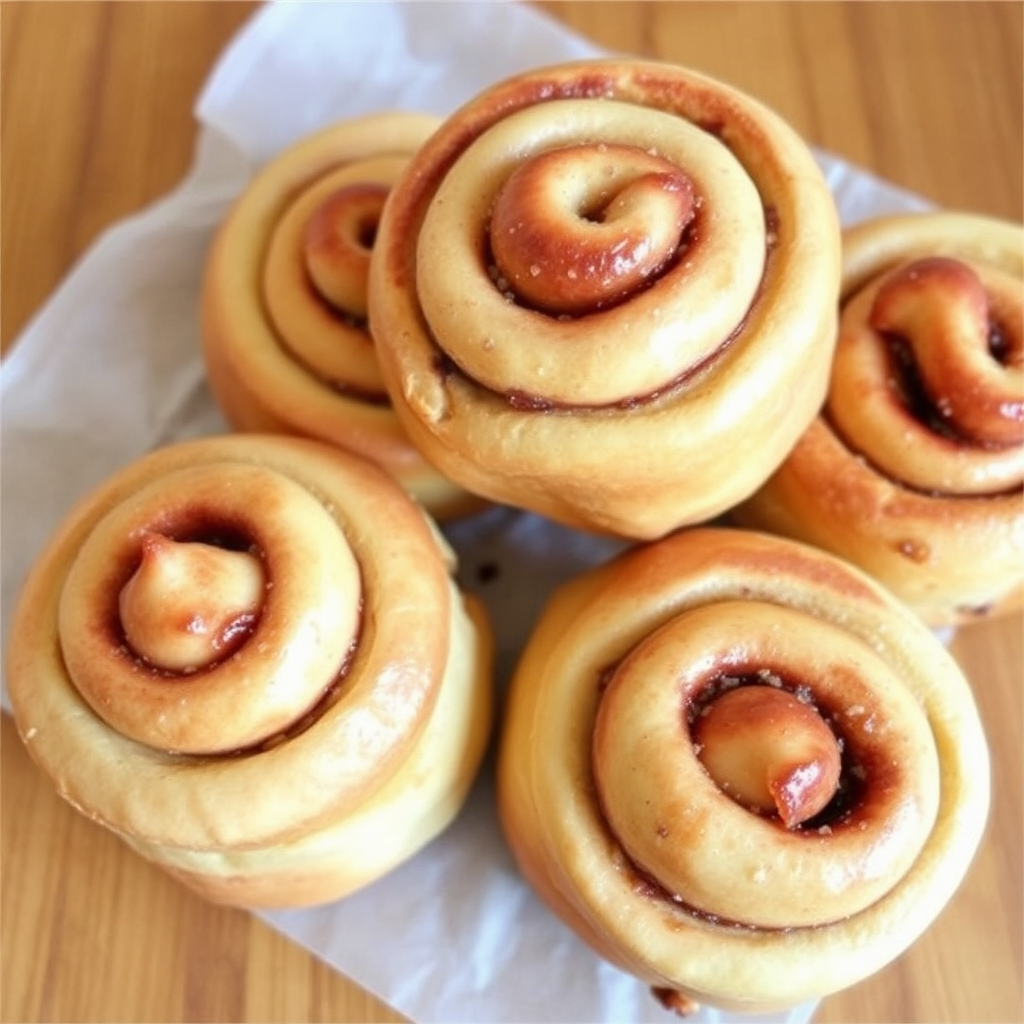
0;3;933;1022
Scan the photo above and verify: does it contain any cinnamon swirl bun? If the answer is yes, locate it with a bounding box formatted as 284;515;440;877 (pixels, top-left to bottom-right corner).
201;113;482;520
5;435;493;908
734;211;1024;624
368;59;841;538
497;527;989;1012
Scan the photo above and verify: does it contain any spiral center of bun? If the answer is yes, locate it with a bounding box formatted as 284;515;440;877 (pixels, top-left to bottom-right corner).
692;683;842;828
489;143;695;315
591;600;941;928
260;156;409;398
828;254;1024;495
868;256;1024;446
412;98;767;408
303;182;389;318
57;462;365;755
117;532;265;673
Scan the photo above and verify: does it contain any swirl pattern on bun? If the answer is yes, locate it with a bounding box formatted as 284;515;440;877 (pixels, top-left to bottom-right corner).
202;113;481;520
734;211;1024;624
369;59;841;538
6;435;493;908
497;528;989;1012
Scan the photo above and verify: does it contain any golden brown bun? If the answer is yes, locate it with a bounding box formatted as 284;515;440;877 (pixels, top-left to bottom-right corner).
6;435;493;908
368;58;841;539
734;211;1023;625
497;527;989;1013
201;113;484;521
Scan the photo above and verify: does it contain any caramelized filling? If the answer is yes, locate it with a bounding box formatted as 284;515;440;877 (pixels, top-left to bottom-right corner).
692;683;842;827
98;517;363;756
686;672;863;832
117;533;266;675
475;202;776;412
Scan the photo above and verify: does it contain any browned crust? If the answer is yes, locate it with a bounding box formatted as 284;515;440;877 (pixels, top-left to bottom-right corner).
369;58;841;538
497;527;989;1010
734;211;1024;625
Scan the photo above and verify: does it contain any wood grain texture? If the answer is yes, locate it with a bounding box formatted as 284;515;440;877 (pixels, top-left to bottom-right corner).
1;2;1020;1022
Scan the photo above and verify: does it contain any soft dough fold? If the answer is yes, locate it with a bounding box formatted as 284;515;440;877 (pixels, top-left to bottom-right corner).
369;59;842;538
734;211;1024;625
497;527;989;1012
7;435;493;908
202;113;482;521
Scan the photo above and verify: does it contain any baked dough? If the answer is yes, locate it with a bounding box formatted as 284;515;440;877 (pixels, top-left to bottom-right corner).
498;527;989;1012
368;58;841;538
202;113;482;520
6;435;493;908
734;211;1023;625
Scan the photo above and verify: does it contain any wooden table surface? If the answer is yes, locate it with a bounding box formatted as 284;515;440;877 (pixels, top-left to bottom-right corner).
2;3;1021;1022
